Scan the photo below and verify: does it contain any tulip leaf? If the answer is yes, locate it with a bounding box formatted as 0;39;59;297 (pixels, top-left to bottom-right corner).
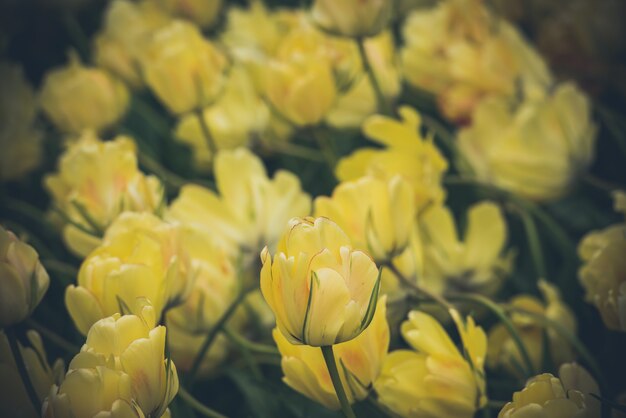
359;268;382;331
301;272;316;345
116;295;132;316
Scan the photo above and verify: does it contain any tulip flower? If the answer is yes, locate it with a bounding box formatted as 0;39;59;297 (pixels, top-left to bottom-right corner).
311;0;393;38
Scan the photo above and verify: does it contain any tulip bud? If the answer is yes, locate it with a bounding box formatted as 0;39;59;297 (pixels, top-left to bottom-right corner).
273;297;389;409
0;227;49;327
141;20;227;114
315;176;415;263
311;0;393;38
154;0;223;29
260;217;381;347
39;53;129;134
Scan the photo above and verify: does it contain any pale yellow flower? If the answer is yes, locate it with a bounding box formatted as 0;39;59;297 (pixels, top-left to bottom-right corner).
39;53;129;134
457;82;596;201
311;0;393;38
273;297;389;409
0;330;64;418
44;133;164;257
0;226;49;327
401;0;552;122
374;310;487;418
487;281;577;377
337;106;448;212
167;148;311;255
173;65;270;172
261;217;380;346
315;176;415;263
140;20;227;114
94;0;171;88
0;62;43;182
65;213;194;335
152;0;222;28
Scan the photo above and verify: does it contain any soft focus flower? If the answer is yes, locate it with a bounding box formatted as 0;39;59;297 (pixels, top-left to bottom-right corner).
457;82;597;201
141;20;227;114
152;0;222;28
0;62;43;182
374;310;487;418
65;213;194;335
498;368;597;418
45;133;164;257
165;226;238;333
0;226;49;327
487;281;577;377
314;176;415;263
43;308;178;418
558;362;602;418
311;0;393;38
401;0;552;123
167;148;311;255
0;330;65;418
261;217;381;346
418;201;513;297
173;66;270;172
273;297;389;409
39;53;129;134
94;0;171;88
336;106;448;212
578;192;626;331
166;323;230;378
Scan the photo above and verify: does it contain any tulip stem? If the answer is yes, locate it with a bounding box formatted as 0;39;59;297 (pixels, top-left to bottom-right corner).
357;37;391;115
6;327;41;413
313;128;338;173
222;327;280;356
321;345;356;418
178;386;228;418
24;319;80;354
512;203;547;281
196;108;217;155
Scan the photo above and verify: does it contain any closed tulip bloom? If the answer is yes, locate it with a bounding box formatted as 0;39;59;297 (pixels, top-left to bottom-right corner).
374;310;487;418
311;0;392;38
141;20;227;114
167;148;311;255
273;297;389;409
487;281;576;377
65;213;194;335
336;106;448;212
0;227;49;327
153;0;222;29
457;83;597;201
45;133;164;257
315;176;415;263
261;217;381;346
39;53;129;134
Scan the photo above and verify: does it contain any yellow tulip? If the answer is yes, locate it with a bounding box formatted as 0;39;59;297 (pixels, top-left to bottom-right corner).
65;213;194;335
336;106;448;212
311;0;393;38
0;62;43;182
44;133;164;257
374;310;487;418
39;53;129;134
173;65;270;172
167;148;311;256
0;227;49;327
94;0;171;88
418;201;513;297
273;297;389;409
401;0;552;122
1;330;64;418
457;82;596;201
487;281;576;377
260;217;381;347
140;20;227;114
153;0;222;28
43;307;178;418
315;176;415;263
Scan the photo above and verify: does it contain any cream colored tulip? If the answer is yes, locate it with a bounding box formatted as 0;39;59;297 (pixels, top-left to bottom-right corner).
311;0;393;38
153;0;222;28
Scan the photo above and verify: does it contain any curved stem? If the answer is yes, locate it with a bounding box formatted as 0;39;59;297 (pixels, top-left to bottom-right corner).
513;203;546;281
223;327;280;356
385;262;455;313
321;345;355;418
196;109;217;155
178;387;228;418
6;328;41;412
313;128;338;174
357;37;390;115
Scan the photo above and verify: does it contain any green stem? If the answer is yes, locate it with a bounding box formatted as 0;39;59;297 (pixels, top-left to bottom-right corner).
62;13;90;63
450;294;536;377
421;114;472;175
356;37;390;115
24;319;80;355
313;128;338;174
273;142;326;163
513;203;546;281
187;286;256;385
320;345;355;418
580;173;621;194
223;327;280;356
178;387;228;418
385;262;455;313
131;95;172;137
6;328;41;412
196;109;217;156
